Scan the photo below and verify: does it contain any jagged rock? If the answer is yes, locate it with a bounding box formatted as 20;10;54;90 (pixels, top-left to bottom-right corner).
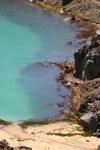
0;140;32;150
74;31;100;80
0;140;14;150
79;112;98;132
78;88;100;114
78;88;100;134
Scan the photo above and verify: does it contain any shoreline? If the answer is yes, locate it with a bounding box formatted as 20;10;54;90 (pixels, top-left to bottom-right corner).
30;0;100;28
0;0;98;127
29;0;100;138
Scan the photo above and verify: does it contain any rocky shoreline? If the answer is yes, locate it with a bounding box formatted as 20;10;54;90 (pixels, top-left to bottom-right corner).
63;0;100;24
30;0;100;137
57;31;100;137
30;0;100;26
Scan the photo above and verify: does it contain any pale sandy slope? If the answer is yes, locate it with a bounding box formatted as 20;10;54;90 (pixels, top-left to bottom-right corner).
0;122;99;150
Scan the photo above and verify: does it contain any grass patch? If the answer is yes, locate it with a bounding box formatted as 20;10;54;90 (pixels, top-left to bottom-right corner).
63;114;77;122
19;119;56;128
47;132;92;137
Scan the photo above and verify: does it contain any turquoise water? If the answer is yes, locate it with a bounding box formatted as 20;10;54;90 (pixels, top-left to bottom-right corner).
0;0;85;121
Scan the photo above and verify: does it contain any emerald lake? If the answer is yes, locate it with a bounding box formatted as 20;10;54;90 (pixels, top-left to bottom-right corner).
0;0;90;121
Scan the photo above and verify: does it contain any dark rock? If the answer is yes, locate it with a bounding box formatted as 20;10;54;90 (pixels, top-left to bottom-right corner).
78;88;100;134
71;15;75;22
78;89;100;114
79;112;98;132
0;140;32;150
96;95;100;100
74;31;100;80
62;0;73;6
0;140;14;150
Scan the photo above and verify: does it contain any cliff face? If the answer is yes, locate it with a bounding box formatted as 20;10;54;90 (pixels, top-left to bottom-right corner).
74;33;100;80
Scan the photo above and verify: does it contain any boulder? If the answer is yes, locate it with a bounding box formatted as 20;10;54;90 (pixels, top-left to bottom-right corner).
78;88;100;134
74;31;100;80
79;112;99;132
0;140;14;150
78;88;100;115
0;140;32;150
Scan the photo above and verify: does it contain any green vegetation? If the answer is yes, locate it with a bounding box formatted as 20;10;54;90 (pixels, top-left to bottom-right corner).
63;113;77;122
0;119;11;125
47;132;92;137
19;119;56;128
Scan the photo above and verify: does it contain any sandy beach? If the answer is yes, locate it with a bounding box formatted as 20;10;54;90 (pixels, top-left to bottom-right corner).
0;122;99;150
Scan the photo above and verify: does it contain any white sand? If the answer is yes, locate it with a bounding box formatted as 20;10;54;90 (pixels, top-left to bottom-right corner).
0;122;99;150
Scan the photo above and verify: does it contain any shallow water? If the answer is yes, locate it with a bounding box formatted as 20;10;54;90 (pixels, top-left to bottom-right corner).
0;0;92;121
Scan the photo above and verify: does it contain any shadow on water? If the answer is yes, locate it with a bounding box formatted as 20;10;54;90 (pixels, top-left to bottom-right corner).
18;62;71;120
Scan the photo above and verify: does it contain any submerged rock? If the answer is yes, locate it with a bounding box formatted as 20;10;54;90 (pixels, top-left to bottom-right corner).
74;31;100;80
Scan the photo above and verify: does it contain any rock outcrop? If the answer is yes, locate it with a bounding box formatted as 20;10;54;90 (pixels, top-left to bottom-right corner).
0;140;13;150
74;31;100;80
74;31;100;135
63;0;100;24
78;87;100;135
0;140;32;150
